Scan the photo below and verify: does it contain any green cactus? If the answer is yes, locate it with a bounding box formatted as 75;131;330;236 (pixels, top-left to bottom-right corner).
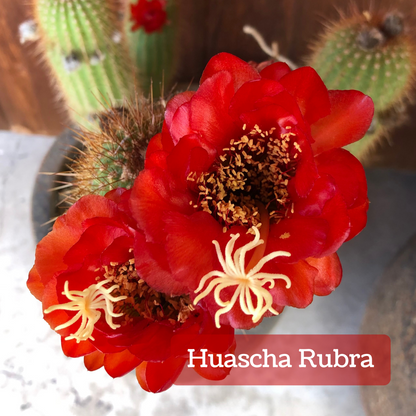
308;10;416;159
66;95;165;202
126;0;177;95
33;0;135;124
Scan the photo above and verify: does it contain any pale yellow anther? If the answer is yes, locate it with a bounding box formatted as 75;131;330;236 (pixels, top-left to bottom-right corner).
194;227;291;328
44;279;127;343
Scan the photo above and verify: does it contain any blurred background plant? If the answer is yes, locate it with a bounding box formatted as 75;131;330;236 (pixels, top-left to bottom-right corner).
127;0;178;95
16;0;177;126
307;8;416;159
29;0;135;126
2;0;415;170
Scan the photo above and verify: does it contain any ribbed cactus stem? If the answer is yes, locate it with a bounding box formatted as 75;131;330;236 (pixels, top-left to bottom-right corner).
66;95;165;202
308;11;416;159
33;0;135;124
127;0;177;95
310;22;413;111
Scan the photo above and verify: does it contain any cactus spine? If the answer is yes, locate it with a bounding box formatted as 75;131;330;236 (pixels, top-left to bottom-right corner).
65;94;165;202
126;0;177;94
33;0;135;124
308;10;416;158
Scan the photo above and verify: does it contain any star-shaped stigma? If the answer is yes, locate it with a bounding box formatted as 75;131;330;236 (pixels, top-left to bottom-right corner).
194;227;292;328
44;279;127;343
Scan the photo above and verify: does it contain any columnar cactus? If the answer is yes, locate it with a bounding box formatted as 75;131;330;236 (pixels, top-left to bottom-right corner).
66;95;165;202
308;10;416;158
32;0;135;124
126;0;177;94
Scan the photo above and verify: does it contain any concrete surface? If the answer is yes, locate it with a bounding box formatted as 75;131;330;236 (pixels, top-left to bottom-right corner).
1;131;416;416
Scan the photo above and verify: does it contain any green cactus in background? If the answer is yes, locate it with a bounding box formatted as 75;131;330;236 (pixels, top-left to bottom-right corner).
308;10;416;159
32;0;135;124
126;0;177;95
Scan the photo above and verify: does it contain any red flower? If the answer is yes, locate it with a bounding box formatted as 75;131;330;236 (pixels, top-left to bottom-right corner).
130;0;167;33
28;189;234;393
130;53;373;330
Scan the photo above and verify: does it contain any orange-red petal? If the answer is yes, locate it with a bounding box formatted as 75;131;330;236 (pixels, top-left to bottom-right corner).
84;350;105;371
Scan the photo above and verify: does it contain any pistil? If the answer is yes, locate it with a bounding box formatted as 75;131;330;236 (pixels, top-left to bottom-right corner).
44;279;127;343
194;226;291;328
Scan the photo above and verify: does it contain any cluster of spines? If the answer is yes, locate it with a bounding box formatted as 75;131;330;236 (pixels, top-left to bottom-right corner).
62;94;165;204
33;0;135;123
308;9;416;158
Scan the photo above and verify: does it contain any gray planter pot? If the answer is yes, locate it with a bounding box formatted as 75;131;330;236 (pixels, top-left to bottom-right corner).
361;234;416;416
31;129;81;243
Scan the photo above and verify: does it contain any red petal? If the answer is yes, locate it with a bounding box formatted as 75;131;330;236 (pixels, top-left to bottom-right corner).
130;168;194;244
84;350;105;371
42;277;70;333
88;330;126;354
266;218;328;262
200;52;260;90
318;193;351;256
269;260;318;308
169;101;194;144
290;132;319;197
166;134;214;185
315;149;366;207
239;104;298;133
279;66;330;125
63;224;128;267
134;230;188;295
136;361;150;391
165;91;194;132
170;322;203;357
145;150;169;170
292;176;337;217
199;313;235;354
61;337;96;358
164;211;224;291
311;90;374;155
145;132;174;159
27;266;44;301
307;253;343;296
104;188;128;205
314;148;369;240
345;198;369;241
190;71;240;152
128;323;174;361
243;90;310;134
260;61;291;81
34;196;123;288
35;225;81;287
64;195;121;229
136;357;187;393
192;349;233;381
228;78;285;121
104;350;141;378
100;236;134;265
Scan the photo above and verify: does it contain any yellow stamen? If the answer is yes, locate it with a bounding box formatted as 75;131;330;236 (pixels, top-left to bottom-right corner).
44;279;127;343
194;227;291;328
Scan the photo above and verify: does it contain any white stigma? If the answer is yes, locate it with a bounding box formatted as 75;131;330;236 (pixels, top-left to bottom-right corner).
44;279;127;343
194;227;291;328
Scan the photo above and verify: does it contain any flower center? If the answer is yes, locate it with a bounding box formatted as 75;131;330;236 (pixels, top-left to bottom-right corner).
103;258;195;325
194;226;291;328
45;258;196;343
188;124;301;232
44;280;127;343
